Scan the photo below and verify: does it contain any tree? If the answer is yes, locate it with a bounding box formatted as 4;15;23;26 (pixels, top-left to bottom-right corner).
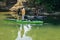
27;0;60;12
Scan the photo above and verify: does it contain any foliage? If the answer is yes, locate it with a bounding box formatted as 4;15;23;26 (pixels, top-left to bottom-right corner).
0;0;4;2
27;0;60;12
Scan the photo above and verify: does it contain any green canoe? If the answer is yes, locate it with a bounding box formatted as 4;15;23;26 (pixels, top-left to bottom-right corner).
6;19;43;24
16;20;43;24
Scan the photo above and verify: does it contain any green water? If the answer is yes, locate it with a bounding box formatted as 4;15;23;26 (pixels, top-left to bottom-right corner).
0;12;60;40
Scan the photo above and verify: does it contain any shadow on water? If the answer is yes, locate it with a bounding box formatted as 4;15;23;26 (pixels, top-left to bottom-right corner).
44;16;60;26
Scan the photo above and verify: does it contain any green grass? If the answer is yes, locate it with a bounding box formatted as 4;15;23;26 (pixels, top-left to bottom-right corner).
0;12;60;40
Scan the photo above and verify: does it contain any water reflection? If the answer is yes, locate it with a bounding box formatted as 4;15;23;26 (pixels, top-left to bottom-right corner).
15;24;32;40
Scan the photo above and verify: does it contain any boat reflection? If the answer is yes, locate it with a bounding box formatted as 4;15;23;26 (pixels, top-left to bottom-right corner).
15;24;32;40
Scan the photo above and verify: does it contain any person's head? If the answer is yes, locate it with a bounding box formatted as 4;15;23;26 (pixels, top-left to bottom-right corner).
21;6;25;9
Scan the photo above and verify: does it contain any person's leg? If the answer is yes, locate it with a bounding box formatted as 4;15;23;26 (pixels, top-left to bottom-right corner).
22;15;25;20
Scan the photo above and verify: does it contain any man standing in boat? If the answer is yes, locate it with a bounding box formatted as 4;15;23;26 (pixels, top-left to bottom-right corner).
21;7;26;20
17;6;25;20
